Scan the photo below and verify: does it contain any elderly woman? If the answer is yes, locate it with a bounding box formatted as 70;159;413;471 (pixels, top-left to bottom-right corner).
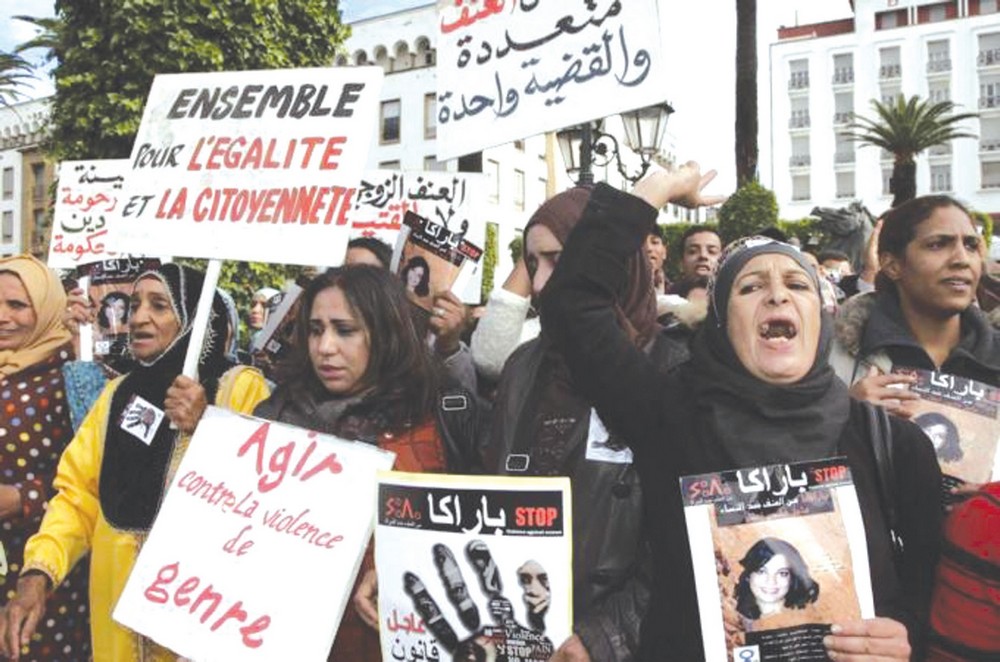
253;266;484;661
0;255;91;661
540;165;943;660
0;264;269;662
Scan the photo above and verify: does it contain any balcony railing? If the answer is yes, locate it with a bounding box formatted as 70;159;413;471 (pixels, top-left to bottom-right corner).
983;178;1000;189
789;154;811;167
879;63;902;79
981;138;1000;151
928;144;952;156
788;113;811;128
835;151;856;163
832;68;855;84
835;190;857;198
978;48;1000;66
833;111;853;124
791;192;811;201
980;95;1000;109
788;72;810;90
927;58;952;73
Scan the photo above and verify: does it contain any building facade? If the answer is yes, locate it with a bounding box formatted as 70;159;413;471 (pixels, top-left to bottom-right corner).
0;97;53;257
762;0;1000;220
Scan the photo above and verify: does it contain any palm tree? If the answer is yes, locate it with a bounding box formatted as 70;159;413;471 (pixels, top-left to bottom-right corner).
846;95;978;207
735;0;758;187
14;15;62;65
0;51;33;108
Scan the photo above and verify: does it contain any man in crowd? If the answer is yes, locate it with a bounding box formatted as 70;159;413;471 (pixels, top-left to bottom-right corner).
668;226;721;295
644;228;669;294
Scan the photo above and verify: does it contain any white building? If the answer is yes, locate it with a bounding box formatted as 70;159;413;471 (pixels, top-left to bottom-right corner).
0;97;52;257
761;0;1000;220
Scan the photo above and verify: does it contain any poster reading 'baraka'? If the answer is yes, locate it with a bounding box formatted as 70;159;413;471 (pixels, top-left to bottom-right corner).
376;472;572;662
48;160;129;268
393;210;483;310
681;458;875;662
113;67;383;265
434;0;666;160
113;407;395;662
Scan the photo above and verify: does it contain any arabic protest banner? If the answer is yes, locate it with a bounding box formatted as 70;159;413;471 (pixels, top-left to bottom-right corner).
48;160;130;269
112;67;383;265
392;210;483;310
893;368;1000;502
681;458;875;662
376;472;572;662
113;407;396;661
434;0;667;160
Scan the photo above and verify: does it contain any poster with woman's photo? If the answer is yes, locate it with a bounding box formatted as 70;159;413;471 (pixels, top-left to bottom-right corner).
375;472;572;662
391;211;483;312
892;368;1000;495
681;458;875;662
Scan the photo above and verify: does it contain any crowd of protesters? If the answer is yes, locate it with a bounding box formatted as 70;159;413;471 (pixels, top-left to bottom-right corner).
0;162;997;662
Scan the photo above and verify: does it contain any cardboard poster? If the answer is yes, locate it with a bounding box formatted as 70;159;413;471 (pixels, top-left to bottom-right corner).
375;472;572;662
435;0;667;159
113;67;383;265
113;407;396;661
681;458;875;662
48;160;130;268
391;211;483;311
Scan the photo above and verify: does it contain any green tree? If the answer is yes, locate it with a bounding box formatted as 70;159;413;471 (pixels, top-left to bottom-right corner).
735;0;758;187
29;1;349;160
846;95;978;208
0;51;33;107
717;180;778;243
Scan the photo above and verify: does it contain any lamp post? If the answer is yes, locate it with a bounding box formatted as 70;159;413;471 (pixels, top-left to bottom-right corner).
556;102;674;186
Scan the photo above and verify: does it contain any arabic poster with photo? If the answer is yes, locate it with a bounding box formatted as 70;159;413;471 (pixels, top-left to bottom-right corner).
893;368;1000;495
112;66;383;265
348;170;486;302
434;0;667;160
375;472;572;662
47;160;130;269
681;458;875;662
392;210;484;310
113;407;396;662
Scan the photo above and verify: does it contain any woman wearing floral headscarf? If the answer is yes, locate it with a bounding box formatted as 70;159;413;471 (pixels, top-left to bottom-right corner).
0;263;269;662
0;255;91;661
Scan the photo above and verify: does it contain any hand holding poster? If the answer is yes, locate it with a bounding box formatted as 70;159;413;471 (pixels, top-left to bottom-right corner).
48;160;129;268
392;210;483;311
376;472;572;662
435;0;667;159
681;458;874;662
113;407;396;661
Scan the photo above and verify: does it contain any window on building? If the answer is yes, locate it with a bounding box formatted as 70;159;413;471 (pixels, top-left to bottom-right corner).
836;171;855;198
788;59;809;90
792;174;810;201
875;9;908;29
882;168;893;195
393;42;411;72
981;77;1000;108
514;139;525;151
880;84;902;106
931;164;952;192
415;37;435;67
983;161;1000;188
974;0;1000;15
978;32;1000;67
423;155;447;172
918;1;956;23
929;81;950;103
832;53;853;85
790;136;810;167
33;209;46;239
789;97;809;128
487;159;500;203
513;169;525;211
2;211;12;243
982;116;1000;151
379;160;401;170
833;92;853;125
927;40;951;72
424;94;437;140
380;100;401;144
835;133;855;163
879;46;902;80
1;167;12;200
538;177;548;202
31;163;45;201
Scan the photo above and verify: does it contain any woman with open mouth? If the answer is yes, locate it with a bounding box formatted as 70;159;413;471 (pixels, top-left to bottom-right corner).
0;263;269;662
540;163;943;661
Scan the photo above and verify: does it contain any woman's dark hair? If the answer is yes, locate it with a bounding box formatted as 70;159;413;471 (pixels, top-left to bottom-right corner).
98;291;130;331
347;236;393;269
876;195;974;293
674;275;710;299
914;411;963;462
401;255;431;297
278;266;438;430
735;537;819;620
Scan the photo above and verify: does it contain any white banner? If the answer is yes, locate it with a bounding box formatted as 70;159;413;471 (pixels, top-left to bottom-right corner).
113;407;396;662
113;67;383;265
48;160;130;269
375;472;572;662
434;0;667;160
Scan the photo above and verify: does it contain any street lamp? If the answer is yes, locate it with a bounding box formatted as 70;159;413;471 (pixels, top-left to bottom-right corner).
556;102;674;186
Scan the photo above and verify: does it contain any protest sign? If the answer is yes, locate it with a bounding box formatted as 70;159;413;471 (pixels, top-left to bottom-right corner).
113;407;396;661
681;458;874;662
376;472;572;662
893;368;1000;501
48;160;129;269
392;210;483;310
434;0;667;160
113;67;383;265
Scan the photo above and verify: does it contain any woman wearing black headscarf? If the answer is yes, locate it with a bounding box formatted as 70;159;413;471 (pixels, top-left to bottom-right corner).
540;165;943;661
0;264;270;662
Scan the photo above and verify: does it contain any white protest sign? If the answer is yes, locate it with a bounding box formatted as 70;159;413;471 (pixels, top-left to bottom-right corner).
113;67;383;265
47;160;129;269
434;0;667;160
113;407;396;662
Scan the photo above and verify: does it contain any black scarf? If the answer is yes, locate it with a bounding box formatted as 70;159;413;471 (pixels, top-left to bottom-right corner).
689;238;851;467
101;264;234;531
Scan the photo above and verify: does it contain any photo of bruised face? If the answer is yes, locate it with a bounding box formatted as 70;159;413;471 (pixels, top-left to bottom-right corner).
517;559;550;632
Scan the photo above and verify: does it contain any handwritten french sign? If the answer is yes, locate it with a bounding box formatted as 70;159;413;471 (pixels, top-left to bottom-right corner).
47;160;129;269
113;407;395;661
112;67;383;265
434;0;667;160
